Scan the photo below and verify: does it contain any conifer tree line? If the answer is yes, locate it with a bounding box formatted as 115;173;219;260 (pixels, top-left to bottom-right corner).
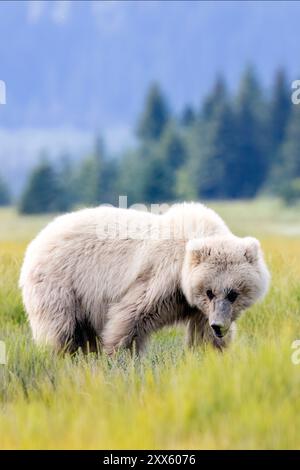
0;66;299;214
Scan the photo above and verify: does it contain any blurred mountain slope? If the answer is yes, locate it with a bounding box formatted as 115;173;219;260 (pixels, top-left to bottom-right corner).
0;1;300;129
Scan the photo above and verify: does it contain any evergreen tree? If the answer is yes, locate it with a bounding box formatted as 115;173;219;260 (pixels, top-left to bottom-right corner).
117;147;149;204
275;106;300;196
265;69;293;192
57;153;77;209
234;66;267;197
74;137;117;206
160;125;187;170
180;105;196;127
188;98;237;199
121;83;174;204
19;158;67;214
118;125;187;205
269;69;291;152
149;125;188;202
178;76;238;200
0;175;10;206
75;151;102;206
202;75;228;121
142;151;174;203
100;157;118;205
266;68;292;180
137;83;169;141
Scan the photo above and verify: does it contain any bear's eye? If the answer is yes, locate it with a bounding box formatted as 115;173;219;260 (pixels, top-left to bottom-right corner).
227;290;239;303
206;290;215;300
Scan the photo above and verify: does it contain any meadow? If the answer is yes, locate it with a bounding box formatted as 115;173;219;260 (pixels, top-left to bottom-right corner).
0;199;300;449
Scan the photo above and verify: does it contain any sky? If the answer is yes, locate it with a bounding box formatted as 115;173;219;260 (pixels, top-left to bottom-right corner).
0;0;299;191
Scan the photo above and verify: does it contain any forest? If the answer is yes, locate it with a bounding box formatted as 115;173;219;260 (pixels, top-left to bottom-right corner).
0;66;299;213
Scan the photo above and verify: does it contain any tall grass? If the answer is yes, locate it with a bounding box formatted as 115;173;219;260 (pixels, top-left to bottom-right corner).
0;201;299;449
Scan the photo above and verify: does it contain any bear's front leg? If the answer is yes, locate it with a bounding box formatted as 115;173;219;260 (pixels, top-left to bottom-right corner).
102;280;153;356
186;313;236;351
102;306;147;356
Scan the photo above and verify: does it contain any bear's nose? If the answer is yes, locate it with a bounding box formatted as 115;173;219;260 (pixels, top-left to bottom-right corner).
210;323;223;338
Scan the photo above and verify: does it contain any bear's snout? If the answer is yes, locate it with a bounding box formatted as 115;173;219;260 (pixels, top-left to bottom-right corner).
210;323;228;338
209;299;232;337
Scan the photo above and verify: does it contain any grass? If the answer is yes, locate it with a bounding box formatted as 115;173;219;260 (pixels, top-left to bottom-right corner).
0;199;300;449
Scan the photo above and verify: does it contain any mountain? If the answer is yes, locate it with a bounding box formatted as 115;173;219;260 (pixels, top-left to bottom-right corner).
0;1;300;193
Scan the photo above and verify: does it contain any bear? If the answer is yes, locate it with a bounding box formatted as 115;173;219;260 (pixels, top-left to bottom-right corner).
19;202;270;355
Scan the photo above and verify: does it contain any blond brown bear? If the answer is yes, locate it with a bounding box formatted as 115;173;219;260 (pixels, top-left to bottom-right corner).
19;202;270;354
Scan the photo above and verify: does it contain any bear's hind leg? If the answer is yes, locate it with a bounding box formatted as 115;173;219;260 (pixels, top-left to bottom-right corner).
24;282;80;353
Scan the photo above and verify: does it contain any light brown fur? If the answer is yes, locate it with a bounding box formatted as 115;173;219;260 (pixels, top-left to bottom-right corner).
19;203;270;354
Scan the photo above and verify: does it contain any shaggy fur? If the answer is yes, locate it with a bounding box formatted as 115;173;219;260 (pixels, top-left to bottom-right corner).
19;203;270;354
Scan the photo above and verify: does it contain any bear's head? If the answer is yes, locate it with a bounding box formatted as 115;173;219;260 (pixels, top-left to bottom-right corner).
181;235;270;339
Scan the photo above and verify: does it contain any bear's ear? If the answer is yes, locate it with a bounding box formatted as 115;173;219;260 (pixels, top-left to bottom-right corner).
186;239;211;265
243;237;260;263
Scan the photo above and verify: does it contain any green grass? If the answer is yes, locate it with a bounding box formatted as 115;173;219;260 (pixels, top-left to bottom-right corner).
0;199;300;449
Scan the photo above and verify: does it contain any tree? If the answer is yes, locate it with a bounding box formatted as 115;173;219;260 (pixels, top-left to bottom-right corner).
75;137;103;205
187;98;237;199
138;126;188;203
0;175;10;206
269;69;291;153
265;70;294;193
137;83;169;141
19;157;67;214
278;178;300;205
74;137;117;206
180;105;196;127
74;154;102;206
273;106;300;202
118;125;187;205
178;76;239;200
142;151;174;203
159;125;188;200
118;147;149;204
160;125;187;170
57;153;77;209
202;75;228;121
234;66;267;197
